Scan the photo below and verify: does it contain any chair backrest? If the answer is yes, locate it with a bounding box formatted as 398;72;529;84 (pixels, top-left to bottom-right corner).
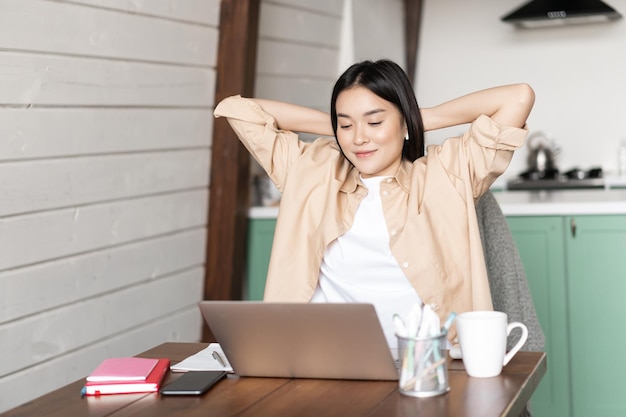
475;190;545;352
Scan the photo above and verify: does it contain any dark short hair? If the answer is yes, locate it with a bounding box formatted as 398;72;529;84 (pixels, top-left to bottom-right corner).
330;59;424;162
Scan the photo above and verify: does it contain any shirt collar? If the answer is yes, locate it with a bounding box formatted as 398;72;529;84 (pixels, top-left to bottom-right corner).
339;159;414;194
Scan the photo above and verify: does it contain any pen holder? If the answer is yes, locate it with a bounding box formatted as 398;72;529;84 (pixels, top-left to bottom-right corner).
396;332;450;397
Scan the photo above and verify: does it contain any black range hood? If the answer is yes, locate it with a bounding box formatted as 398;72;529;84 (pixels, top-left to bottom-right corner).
502;0;622;28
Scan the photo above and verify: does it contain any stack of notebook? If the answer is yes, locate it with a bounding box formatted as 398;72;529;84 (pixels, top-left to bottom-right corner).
82;357;170;396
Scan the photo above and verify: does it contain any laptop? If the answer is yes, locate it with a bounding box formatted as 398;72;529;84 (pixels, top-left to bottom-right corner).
198;301;398;380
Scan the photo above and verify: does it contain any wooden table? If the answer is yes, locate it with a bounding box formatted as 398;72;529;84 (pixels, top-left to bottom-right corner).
2;343;546;417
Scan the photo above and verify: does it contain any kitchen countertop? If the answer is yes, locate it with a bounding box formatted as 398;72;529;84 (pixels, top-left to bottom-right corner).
493;189;626;216
249;189;626;219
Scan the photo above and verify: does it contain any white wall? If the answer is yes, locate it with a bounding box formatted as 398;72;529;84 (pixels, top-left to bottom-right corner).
417;0;626;180
0;0;220;412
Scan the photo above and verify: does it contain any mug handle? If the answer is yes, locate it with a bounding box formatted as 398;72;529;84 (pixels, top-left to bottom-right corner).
502;322;528;366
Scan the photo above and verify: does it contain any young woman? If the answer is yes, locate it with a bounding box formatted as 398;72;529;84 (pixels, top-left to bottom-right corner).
214;59;535;347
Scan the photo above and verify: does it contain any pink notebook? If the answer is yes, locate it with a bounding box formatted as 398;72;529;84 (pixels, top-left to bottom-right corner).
86;357;159;382
83;358;170;395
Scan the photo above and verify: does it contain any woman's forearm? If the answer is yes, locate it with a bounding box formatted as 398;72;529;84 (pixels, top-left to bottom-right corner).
421;83;535;131
250;98;334;136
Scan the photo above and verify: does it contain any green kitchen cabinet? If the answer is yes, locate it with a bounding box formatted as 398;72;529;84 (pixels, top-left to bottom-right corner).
507;217;571;417
509;214;626;417
245;218;276;300
564;215;626;417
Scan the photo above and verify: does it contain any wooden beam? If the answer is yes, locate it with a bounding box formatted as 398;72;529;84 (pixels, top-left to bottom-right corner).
404;0;423;84
203;0;260;341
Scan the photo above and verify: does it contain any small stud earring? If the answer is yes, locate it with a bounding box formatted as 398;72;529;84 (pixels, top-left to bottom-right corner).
404;133;409;141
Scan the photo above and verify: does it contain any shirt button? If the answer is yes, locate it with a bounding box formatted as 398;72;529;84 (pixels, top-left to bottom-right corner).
386;178;393;183
382;191;389;196
402;262;409;268
390;230;397;236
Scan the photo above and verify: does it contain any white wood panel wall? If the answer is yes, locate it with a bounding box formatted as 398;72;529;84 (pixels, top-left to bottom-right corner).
0;0;219;412
255;0;343;110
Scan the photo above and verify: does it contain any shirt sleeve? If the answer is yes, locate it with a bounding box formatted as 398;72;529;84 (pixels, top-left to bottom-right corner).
214;95;308;188
427;114;528;198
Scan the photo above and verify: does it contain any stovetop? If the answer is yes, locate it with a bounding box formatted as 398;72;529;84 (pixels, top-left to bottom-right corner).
507;167;605;191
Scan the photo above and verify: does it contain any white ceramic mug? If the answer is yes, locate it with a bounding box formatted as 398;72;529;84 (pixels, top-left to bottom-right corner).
456;311;528;378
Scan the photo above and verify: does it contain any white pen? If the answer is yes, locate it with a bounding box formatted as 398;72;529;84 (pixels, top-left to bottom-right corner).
212;350;227;367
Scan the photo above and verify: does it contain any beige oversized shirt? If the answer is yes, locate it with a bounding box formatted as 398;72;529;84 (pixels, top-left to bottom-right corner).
214;96;528;341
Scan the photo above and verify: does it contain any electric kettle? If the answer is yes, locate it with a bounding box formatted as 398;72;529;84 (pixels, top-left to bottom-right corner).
526;131;559;174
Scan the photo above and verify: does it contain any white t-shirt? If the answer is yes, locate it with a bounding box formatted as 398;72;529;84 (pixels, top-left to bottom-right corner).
311;176;422;348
